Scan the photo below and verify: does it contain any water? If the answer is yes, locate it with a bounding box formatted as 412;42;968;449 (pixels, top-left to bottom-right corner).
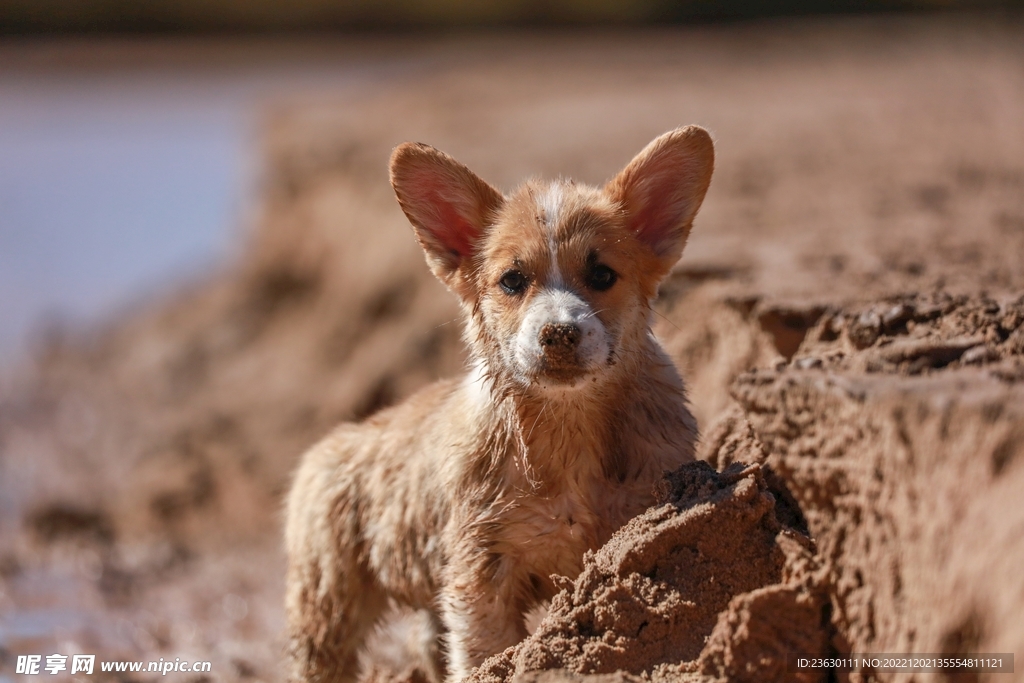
0;38;414;363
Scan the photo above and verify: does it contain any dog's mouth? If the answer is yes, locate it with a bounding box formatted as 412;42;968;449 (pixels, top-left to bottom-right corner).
530;347;614;387
536;361;588;385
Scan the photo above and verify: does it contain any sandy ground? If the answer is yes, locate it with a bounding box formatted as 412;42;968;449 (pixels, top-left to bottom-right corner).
2;14;1024;683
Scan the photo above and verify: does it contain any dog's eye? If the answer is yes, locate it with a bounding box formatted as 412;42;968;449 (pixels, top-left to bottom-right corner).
499;270;528;295
588;264;617;291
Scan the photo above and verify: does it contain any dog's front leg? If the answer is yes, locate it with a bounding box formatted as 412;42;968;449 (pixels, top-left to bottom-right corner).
439;555;527;682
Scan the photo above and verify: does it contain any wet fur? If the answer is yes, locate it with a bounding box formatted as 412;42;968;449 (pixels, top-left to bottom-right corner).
285;127;714;683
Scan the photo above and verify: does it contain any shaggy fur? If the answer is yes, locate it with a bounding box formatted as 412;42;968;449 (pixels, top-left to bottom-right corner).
284;126;715;683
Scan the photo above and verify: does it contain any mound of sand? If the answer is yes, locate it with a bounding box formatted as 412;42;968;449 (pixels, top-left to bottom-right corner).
2;17;1023;683
470;461;827;683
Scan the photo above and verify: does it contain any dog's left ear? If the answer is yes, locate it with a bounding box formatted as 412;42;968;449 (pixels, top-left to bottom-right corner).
606;126;714;273
390;142;504;293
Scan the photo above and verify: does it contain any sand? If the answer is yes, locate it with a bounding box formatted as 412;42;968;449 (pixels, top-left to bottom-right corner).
468;461;827;683
2;14;1024;683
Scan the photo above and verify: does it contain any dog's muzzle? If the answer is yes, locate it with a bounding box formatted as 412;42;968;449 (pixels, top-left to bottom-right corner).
537;322;586;381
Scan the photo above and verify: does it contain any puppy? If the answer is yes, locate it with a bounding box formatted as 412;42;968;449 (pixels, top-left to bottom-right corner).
285;126;714;683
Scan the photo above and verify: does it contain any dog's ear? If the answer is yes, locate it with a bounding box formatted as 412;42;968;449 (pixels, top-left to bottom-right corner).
390;142;503;290
606;126;714;272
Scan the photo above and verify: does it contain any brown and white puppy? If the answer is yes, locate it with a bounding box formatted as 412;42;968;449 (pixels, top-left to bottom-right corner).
284;126;714;683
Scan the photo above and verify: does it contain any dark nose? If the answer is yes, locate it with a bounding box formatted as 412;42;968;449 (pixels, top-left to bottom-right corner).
539;323;581;350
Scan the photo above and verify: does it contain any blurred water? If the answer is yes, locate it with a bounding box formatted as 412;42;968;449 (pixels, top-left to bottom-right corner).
0;39;414;364
0;77;243;363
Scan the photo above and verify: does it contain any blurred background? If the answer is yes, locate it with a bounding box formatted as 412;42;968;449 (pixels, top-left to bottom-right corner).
0;0;1011;32
0;38;408;363
0;0;1020;365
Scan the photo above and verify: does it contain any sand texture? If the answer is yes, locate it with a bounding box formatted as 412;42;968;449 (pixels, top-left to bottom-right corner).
469;461;827;683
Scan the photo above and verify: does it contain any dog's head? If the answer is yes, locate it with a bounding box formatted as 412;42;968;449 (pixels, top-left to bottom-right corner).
390;127;714;393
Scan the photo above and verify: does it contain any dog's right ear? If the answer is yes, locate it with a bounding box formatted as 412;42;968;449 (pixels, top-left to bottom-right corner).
390;143;504;292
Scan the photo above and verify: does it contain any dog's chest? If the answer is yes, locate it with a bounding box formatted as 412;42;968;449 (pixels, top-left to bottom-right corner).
495;475;646;583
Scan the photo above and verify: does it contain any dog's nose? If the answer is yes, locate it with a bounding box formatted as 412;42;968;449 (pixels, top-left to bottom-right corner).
539;323;581;350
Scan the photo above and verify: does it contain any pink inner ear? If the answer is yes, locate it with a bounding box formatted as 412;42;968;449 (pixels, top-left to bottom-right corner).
414;175;479;261
631;172;686;253
433;198;476;259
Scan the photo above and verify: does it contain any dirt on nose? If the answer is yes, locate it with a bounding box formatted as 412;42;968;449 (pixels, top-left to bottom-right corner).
540;323;582;350
538;323;585;382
